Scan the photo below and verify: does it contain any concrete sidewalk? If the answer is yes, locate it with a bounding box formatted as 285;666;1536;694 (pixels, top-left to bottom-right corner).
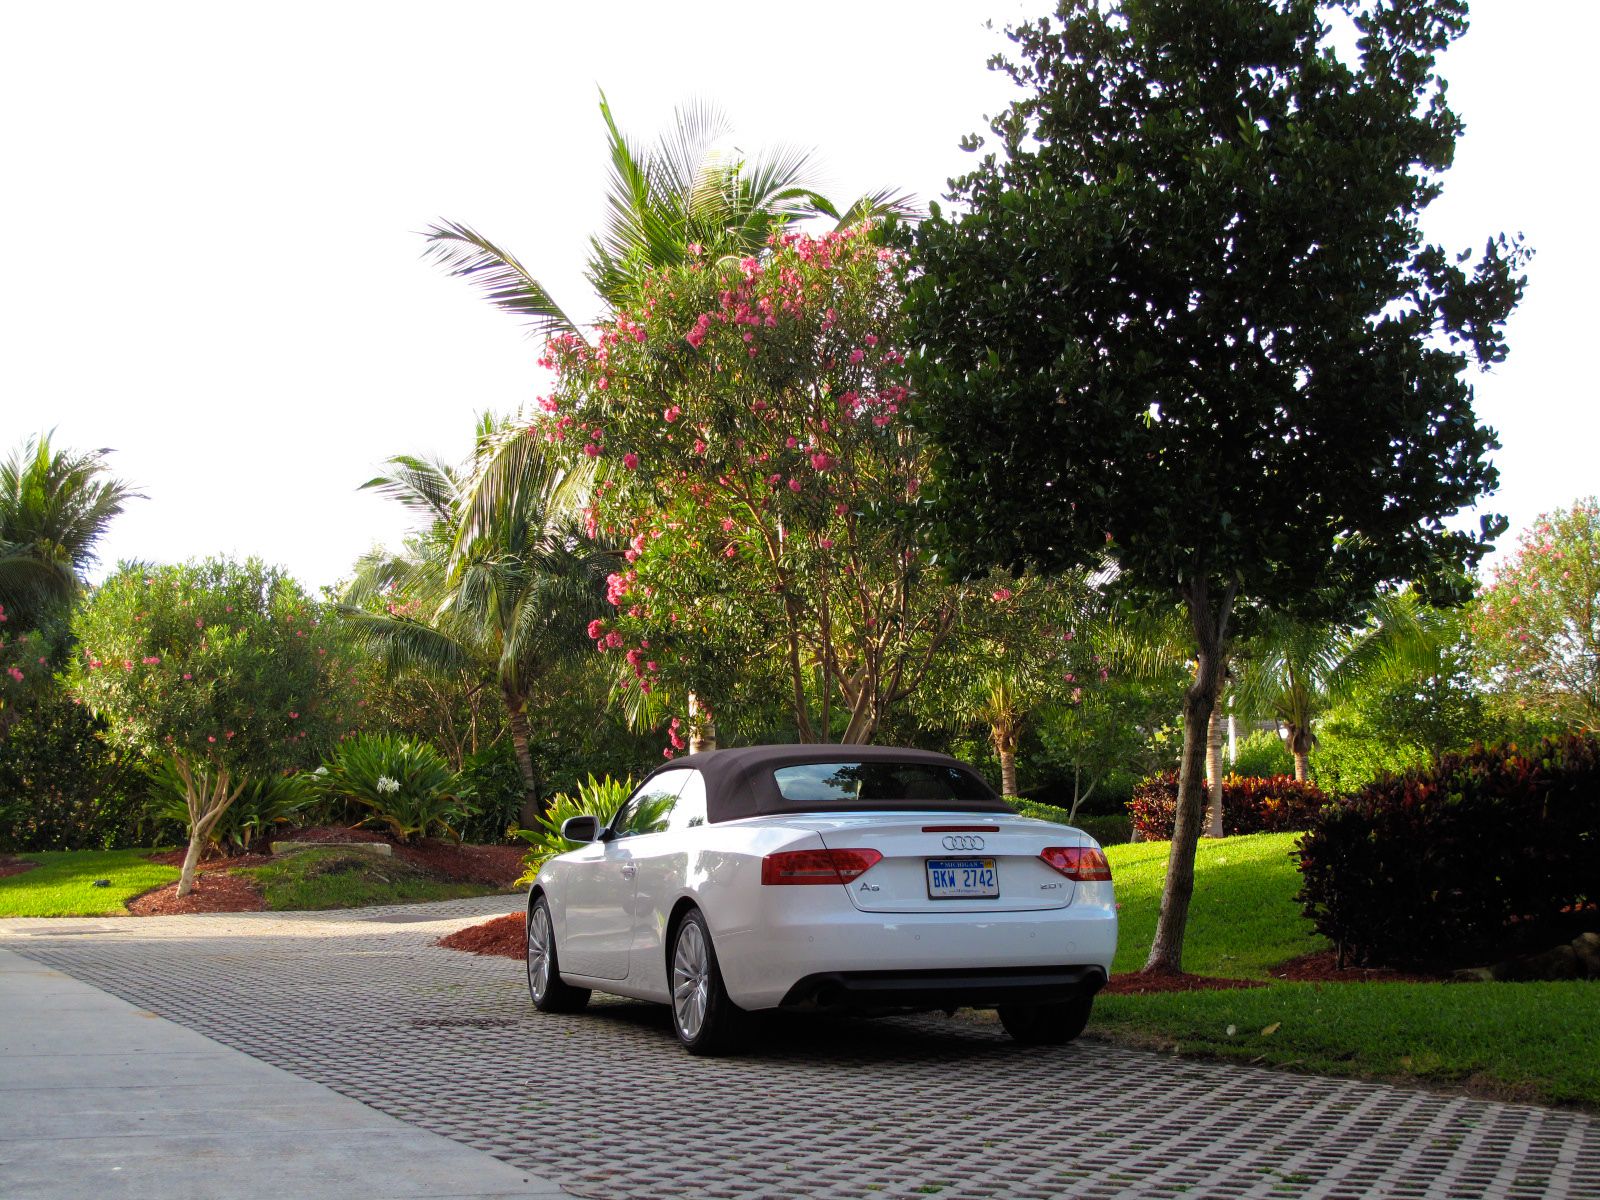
0;948;587;1200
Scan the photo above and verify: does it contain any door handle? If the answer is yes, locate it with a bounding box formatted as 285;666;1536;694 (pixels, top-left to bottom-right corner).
620;865;637;879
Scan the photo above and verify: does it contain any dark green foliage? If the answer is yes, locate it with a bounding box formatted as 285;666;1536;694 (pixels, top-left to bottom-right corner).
453;742;525;844
905;0;1527;971
908;0;1524;612
1296;734;1600;966
1129;772;1328;841
0;695;161;852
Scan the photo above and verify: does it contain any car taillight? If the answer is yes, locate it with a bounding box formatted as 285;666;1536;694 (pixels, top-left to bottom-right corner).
761;848;883;885
1040;846;1112;882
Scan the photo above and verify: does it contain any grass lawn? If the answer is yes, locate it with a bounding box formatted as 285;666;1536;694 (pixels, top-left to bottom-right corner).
236;846;506;911
1106;832;1322;978
0;849;177;917
1097;832;1600;1108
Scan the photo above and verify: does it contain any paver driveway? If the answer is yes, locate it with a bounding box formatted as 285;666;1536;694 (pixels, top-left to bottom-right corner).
2;898;1595;1200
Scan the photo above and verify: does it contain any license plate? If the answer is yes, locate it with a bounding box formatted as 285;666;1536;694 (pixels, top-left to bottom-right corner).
926;858;999;899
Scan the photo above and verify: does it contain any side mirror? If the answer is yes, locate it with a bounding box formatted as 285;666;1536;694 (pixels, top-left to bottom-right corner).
560;814;601;843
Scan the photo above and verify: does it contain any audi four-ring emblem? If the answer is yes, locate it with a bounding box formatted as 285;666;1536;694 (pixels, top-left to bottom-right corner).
941;834;985;851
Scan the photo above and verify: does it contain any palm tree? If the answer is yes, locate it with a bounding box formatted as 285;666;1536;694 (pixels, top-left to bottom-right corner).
0;432;141;626
341;422;611;823
422;92;917;340
1232;593;1439;782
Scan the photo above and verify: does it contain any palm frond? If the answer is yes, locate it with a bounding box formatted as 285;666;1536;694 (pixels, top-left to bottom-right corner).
421;220;581;339
830;186;924;230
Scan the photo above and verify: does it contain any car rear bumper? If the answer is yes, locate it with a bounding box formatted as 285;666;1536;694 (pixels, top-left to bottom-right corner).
778;964;1107;1011
714;885;1117;1010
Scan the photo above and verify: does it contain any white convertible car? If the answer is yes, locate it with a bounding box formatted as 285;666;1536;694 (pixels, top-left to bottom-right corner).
525;745;1117;1054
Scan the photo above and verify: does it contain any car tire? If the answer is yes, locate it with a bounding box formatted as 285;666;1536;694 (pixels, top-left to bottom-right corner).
526;896;590;1014
998;995;1093;1045
669;908;749;1056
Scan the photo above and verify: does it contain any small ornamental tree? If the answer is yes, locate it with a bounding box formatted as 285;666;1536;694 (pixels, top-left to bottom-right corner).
908;0;1527;972
1471;499;1600;729
73;559;350;896
538;226;964;745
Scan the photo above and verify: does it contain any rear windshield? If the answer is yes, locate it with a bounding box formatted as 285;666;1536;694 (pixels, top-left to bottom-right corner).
772;762;997;807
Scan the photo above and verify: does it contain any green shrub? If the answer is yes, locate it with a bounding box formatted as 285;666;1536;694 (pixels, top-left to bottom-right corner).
319;733;466;842
0;696;160;852
1128;771;1328;841
1230;729;1294;778
147;759;317;855
1296;733;1600;967
514;774;673;883
454;741;525;844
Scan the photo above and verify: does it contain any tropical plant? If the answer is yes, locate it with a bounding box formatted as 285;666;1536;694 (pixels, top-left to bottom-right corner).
340;420;611;822
148;760;318;856
0;431;142;627
513;773;673;883
318;733;467;843
72;558;351;895
423;93;916;342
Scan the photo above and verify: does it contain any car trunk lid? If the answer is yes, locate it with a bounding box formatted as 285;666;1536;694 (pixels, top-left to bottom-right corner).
800;814;1079;913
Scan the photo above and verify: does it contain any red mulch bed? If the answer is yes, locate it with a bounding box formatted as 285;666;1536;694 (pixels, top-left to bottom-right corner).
438;911;526;958
0;855;39;879
128;871;267;915
1267;949;1449;984
146;850;273;870
394;841;523;887
124;828;524;917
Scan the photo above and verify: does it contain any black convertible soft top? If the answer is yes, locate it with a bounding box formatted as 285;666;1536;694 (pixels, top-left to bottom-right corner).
643;744;1012;824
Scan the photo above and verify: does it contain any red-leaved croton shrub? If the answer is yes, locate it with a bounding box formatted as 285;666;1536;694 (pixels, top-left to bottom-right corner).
1296;734;1600;967
1126;771;1328;841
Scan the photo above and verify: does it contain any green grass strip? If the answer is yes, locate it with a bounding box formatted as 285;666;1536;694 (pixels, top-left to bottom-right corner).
1094;980;1600;1108
236;846;505;911
0;849;177;917
1105;831;1325;978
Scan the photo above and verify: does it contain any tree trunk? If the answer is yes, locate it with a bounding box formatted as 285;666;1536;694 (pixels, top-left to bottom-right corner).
998;747;1018;798
1144;576;1235;975
1292;747;1310;782
505;693;541;826
174;758;245;899
1204;685;1225;838
688;692;717;754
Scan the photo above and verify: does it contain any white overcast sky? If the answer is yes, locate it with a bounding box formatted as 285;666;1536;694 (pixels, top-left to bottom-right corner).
2;0;1592;589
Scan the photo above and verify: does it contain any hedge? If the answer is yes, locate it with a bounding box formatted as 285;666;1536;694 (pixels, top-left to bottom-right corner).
1127;771;1328;841
1296;733;1600;967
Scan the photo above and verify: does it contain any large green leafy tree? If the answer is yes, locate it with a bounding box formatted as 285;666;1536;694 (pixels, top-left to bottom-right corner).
1470;499;1600;729
907;0;1526;972
342;425;611;823
73;559;348;896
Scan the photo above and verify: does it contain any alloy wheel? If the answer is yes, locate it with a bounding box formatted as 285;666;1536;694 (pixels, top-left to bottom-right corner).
672;919;710;1040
